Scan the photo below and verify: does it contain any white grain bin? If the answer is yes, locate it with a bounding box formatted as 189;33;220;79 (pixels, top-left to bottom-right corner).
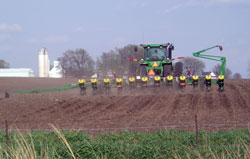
38;48;50;77
49;61;64;78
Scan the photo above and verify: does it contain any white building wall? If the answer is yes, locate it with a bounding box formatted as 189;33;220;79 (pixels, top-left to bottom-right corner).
0;68;35;77
38;48;50;77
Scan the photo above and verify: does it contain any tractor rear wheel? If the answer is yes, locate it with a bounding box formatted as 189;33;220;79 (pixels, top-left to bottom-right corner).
174;62;183;77
129;62;137;76
163;64;172;77
140;65;147;76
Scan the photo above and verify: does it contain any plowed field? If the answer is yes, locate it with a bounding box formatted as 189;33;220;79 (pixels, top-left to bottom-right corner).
0;78;249;133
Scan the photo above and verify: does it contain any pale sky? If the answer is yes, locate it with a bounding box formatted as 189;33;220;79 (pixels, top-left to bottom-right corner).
0;0;250;77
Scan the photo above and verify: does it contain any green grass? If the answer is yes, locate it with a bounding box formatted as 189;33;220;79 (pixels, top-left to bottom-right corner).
0;129;249;159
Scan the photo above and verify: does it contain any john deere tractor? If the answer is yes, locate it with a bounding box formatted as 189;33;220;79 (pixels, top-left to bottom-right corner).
138;43;184;77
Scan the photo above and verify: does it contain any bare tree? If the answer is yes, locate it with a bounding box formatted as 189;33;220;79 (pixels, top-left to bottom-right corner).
0;59;9;68
181;57;205;76
96;50;121;76
212;64;232;78
96;45;144;77
212;64;221;76
117;45;144;76
58;49;95;77
233;73;242;79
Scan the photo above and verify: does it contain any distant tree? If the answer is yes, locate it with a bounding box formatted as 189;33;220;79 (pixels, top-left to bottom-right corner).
233;73;242;79
96;44;144;76
226;68;232;79
212;64;221;76
117;45;144;76
212;64;232;78
0;59;9;68
58;49;95;77
96;50;121;76
181;57;205;76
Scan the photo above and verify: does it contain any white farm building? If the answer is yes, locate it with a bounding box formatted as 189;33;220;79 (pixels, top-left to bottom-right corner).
0;68;35;77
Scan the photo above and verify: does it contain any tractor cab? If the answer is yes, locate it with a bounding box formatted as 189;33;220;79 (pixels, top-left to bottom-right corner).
145;47;166;61
142;44;173;61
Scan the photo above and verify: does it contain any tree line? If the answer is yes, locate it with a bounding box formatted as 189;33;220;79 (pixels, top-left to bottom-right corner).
57;45;144;78
0;45;249;79
55;45;245;79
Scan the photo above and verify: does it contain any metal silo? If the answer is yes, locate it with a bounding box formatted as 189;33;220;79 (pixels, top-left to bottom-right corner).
38;48;50;77
49;61;64;78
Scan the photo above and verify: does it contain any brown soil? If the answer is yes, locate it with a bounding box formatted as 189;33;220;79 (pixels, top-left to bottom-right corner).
0;77;250;134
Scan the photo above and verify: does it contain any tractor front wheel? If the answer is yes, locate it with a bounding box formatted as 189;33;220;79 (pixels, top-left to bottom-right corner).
163;64;172;77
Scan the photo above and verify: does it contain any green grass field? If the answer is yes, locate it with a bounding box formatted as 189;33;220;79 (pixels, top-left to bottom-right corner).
0;129;249;159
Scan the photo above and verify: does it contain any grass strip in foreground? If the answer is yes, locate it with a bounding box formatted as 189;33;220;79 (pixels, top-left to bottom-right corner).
0;129;249;159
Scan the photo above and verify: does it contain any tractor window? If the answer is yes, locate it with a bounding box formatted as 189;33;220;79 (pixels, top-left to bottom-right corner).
145;48;166;61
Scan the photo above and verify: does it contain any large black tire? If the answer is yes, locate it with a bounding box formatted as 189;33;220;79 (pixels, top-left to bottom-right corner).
174;62;183;77
140;65;147;76
129;62;137;76
163;64;172;77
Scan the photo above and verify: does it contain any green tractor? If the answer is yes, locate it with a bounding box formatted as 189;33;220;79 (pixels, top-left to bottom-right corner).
136;43;184;77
